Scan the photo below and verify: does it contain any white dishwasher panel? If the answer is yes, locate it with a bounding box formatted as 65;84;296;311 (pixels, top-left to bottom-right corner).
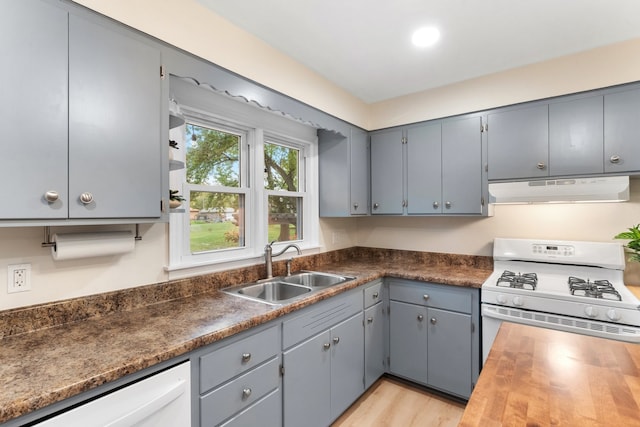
35;361;191;427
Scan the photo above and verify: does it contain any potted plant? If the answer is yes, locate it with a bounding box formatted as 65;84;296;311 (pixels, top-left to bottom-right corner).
169;189;185;209
169;140;179;160
614;224;640;262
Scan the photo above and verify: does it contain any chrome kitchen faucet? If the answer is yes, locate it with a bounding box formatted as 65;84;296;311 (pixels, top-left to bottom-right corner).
264;241;301;279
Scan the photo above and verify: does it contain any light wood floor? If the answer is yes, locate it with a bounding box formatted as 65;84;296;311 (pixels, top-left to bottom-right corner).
332;377;466;427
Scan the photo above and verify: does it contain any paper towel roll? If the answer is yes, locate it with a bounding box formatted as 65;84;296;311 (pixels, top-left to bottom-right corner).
52;231;135;261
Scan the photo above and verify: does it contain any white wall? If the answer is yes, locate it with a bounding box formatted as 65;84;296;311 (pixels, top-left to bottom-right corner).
2;1;638;310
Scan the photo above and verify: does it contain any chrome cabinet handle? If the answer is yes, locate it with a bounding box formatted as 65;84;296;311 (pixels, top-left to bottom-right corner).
445;201;452;209
430;317;437;325
333;336;340;344
372;292;379;299
353;203;359;210
610;155;621;164
323;342;331;350
79;192;93;204
241;353;251;363
44;191;59;203
433;201;439;209
242;388;252;399
423;294;429;301
373;203;379;210
367;317;374;324
536;162;546;170
417;314;424;321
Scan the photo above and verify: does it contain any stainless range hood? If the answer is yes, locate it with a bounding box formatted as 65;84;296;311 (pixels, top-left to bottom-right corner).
488;176;630;204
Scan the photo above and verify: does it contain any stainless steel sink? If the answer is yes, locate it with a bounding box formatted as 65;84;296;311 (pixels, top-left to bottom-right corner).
222;271;355;305
281;271;354;288
223;281;312;305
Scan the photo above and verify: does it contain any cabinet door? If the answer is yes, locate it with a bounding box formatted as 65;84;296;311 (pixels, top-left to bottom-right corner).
427;308;472;398
389;301;428;384
1;0;68;219
371;129;403;214
350;128;369;215
549;96;604;176
330;313;365;420
487;104;549;180
69;15;162;218
604;88;640;173
442;116;482;214
406;123;442;214
283;331;331;427
318;130;349;217
364;302;385;389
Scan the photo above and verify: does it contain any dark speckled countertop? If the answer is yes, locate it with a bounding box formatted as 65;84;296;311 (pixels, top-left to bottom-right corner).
0;247;492;424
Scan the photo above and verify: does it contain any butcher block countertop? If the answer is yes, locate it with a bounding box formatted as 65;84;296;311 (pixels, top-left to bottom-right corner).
460;322;640;426
0;247;491;424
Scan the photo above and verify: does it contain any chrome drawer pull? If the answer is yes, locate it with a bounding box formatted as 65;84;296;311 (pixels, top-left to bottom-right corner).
333;336;340;344
45;191;59;203
242;388;252;399
430;317;437;325
241;353;251;363
367;317;374;324
417;314;424;321
372;292;379;299
423;294;429;301
323;342;331;350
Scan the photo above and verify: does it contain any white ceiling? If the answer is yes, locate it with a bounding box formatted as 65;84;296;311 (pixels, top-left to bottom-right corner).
197;0;640;104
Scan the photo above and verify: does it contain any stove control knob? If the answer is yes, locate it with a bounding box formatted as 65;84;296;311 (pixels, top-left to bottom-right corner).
496;295;507;304
512;296;524;307
606;309;621;321
584;306;599;318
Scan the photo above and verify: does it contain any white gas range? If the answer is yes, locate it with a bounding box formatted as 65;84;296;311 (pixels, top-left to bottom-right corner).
481;238;640;364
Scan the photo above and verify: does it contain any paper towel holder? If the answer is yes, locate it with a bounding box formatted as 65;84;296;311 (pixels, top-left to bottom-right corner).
41;225;143;249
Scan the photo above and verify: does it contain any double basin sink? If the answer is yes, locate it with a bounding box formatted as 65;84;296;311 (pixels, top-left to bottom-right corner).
222;271;355;305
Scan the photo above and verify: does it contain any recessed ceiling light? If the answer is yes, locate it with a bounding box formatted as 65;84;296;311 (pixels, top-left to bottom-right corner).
412;26;440;48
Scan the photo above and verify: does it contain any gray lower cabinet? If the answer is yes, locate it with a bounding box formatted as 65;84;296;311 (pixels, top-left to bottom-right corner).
318;127;370;216
363;280;385;390
387;279;480;399
197;324;281;427
282;291;364;427
1;0;163;222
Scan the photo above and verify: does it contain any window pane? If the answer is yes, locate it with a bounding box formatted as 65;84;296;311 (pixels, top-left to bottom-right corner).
268;195;301;242
264;142;299;191
190;191;245;253
186;124;240;187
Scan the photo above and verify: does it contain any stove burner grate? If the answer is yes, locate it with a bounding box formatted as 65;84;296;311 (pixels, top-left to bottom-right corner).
568;277;622;301
496;270;537;290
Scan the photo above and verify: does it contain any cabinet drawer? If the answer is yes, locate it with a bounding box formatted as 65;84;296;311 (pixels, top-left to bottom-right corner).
363;280;383;309
219;389;282;427
283;291;362;349
200;325;279;393
200;357;280;426
388;279;473;314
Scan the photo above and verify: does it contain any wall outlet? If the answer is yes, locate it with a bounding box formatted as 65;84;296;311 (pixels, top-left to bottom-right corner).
8;264;31;293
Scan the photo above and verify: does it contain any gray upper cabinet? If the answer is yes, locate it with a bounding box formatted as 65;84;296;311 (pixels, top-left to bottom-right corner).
319;127;369;217
0;0;163;223
69;14;162;219
604;87;640;173
1;0;69;220
406;123;441;214
487;104;549;180
372;116;485;216
370;128;404;214
549;96;604;176
441;116;484;214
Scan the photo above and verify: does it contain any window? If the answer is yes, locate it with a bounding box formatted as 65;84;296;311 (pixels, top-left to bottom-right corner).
168;79;318;272
185;123;247;253
264;138;304;243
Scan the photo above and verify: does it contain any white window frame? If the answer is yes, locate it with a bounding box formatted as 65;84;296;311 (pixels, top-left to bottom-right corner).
167;93;319;277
